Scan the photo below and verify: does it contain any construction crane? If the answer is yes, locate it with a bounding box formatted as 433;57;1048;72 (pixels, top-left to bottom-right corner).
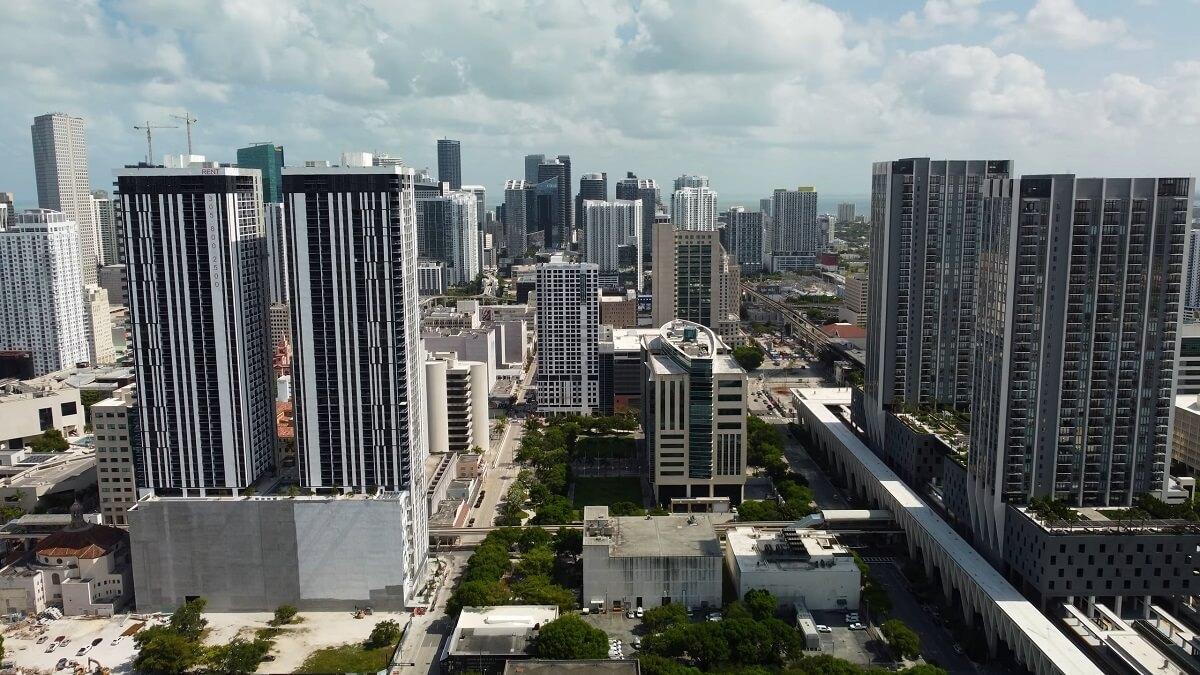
170;112;198;154
133;121;178;165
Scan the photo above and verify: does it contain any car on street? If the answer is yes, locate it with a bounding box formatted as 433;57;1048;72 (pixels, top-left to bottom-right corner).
849;622;866;631
75;646;90;657
61;638;70;646
111;636;124;646
37;635;49;644
46;642;57;653
816;624;832;633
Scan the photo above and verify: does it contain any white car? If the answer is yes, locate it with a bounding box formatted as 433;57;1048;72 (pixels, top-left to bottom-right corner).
635;606;644;618
626;609;635;619
707;612;723;622
816;624;832;633
849;622;866;631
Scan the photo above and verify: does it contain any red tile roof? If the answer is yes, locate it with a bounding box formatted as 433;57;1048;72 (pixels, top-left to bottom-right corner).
817;323;867;339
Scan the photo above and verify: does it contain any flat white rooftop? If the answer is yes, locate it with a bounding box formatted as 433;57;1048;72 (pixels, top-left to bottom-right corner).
791;387;1103;675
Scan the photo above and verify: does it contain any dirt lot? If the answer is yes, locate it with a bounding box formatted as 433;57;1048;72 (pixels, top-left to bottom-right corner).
3;610;405;675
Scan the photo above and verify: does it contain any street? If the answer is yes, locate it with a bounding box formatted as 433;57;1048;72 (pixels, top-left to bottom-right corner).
395;550;471;673
467;418;523;527
869;562;978;674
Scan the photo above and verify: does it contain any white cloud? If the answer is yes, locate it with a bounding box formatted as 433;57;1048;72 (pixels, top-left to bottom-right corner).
995;0;1146;50
899;0;988;32
887;45;1054;118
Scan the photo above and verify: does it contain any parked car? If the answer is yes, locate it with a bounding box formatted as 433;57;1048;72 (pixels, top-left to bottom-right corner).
91;638;103;647
263;655;277;662
816;624;832;633
37;635;49;644
708;612;723;622
849;622;866;631
635;606;644;618
111;636;124;646
631;638;641;650
55;658;67;671
75;646;89;657
46;642;57;654
626;608;635;619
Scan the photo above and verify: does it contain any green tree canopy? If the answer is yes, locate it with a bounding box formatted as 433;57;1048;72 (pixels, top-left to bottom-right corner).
28;428;69;453
529;494;578;525
515;546;555;579
205;637;270;674
880;619;920;660
552;528;583;556
447;580;511;617
271;604;298;626
608;501;645;516
733;345;765;371
510;576;575;612
133;625;203;675
640;603;690;632
365;619;403;649
534;614;607;659
169;597;208;641
636;653;702;675
743;589;778;621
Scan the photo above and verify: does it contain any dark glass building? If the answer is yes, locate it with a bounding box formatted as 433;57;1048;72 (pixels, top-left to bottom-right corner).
437;138;462;190
236;143;285;203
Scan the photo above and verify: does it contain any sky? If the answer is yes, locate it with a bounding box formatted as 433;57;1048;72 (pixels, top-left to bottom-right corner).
3;0;1200;208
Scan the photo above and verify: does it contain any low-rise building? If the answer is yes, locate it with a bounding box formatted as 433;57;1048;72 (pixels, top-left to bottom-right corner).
129;491;424;611
0;377;83;450
456;453;484;480
581;506;722;613
443;605;559;675
816;323;867;351
600;294;637;329
0;448;97;514
417;259;447;296
1177;323;1200;396
423;327;498;392
725;526;860;611
0;502;130;617
840;274;868;327
1173;395;1200;475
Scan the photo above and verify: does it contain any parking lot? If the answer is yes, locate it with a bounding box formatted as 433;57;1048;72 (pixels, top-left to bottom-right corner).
582;609;645;658
3;614;145;673
810;609;885;666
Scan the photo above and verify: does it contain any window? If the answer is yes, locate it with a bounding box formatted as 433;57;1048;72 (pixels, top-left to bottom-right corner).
61;401;77;416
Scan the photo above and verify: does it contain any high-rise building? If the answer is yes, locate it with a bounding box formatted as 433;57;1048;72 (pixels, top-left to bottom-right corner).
425;352;489;456
84;284;114;365
417;192;480;287
235;143;285;204
722;207;764;273
651;223;740;346
583;199;643;291
770;187;819;255
837;202;855;224
862;159;1009;448
641;319;747;504
503;179;533;258
673;175;710;190
968;174;1192;549
671;186;718;231
0;209;87;375
116;161;274;492
0;193;13;229
616;173;660;266
462;185;486;229
1176;323;1200;396
437;139;462;191
524;154;545;184
31;113;96;285
576;172;608;234
535;256;599;415
840;274;869;328
93;383;138;526
264;203;290;306
1186;228;1200;318
536;157;572;249
91;190;120;266
281;151;431;606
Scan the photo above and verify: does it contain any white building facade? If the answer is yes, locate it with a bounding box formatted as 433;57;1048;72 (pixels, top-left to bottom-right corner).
583;199;643;291
725;526;861;611
770;187;819;255
425;352;489;456
84;284;114;366
93;385;138;526
671;186;718;231
535;257;599;415
0;210;88;375
416;192;480;287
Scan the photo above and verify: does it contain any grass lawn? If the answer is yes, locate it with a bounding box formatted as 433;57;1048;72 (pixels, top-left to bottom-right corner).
575;435;636;459
572;476;644;507
296;643;394;674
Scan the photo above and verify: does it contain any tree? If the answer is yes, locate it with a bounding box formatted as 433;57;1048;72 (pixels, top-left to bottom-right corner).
447;580;511;616
743;588;778;621
517;527;552;552
552;528;583;556
510;576;575;612
169;597;208;641
365;619;403;649
637;654;702;675
271;604;298;626
0;505;23;523
493;416;509;436
516;546;555;579
28;428;69;453
534;615;607;659
205;637;269;674
733;345;765;371
529;494;577;525
608;501;644;517
880;619;920;660
640;603;689;632
901;666;947;675
133;625;203;675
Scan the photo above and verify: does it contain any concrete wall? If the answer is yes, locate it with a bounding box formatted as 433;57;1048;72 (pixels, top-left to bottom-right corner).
582;543;722;610
727;561;859;611
423;331;498;391
0;389;84;447
130;496;414;611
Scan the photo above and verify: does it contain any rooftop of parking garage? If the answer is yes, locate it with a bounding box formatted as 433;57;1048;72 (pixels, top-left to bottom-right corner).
791;386;1104;675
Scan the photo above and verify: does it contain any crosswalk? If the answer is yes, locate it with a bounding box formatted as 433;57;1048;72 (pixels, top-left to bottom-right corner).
861;556;894;564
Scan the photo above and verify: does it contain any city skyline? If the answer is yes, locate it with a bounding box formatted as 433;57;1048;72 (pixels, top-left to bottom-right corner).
4;1;1199;205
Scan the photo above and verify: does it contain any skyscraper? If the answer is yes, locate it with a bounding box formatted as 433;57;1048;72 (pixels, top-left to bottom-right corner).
1186;228;1200;318
576;172;608;234
837;202;856;224
417;191;480;287
770;187;819;254
671;185;718;231
722;207;765;273
583;199;643;291
967;174;1192;549
84;284;115;365
536;157;572;248
503;179;533;257
651;223;740;346
437;138;462;191
236;143;285;204
641;319;747;504
863;159;1009;448
616;172;660;266
31;112;96;285
282;155;428;514
536;256;600;415
524;154;546;184
0;209;87;375
91;190;120;266
264;203;290;306
116;161;274;492
673;174;710;190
